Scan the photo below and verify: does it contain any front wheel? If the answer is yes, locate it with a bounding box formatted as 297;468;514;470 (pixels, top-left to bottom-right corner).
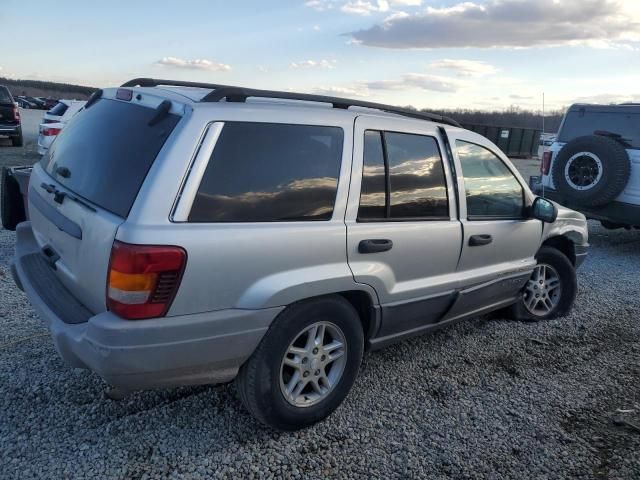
236;296;364;431
508;246;577;321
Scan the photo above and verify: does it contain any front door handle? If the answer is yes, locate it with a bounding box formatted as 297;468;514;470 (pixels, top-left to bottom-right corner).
469;234;493;247
359;239;393;254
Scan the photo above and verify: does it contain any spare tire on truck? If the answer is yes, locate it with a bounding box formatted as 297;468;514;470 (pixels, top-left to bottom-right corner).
551;135;631;207
1;166;27;231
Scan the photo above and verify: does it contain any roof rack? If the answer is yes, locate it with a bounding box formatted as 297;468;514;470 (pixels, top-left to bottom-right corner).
121;78;462;128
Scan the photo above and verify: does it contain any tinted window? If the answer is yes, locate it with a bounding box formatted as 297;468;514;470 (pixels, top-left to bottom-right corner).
559;110;640;148
385;132;448;218
0;87;12;103
189;122;343;222
48;102;68;116
358;130;387;220
41;98;180;218
456;140;524;219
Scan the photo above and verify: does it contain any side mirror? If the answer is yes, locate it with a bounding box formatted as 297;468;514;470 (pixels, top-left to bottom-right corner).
531;197;558;223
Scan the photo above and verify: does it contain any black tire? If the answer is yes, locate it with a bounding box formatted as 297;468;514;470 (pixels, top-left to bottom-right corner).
236;295;364;431
11;133;23;147
551;135;630;207
1;167;26;231
507;246;577;321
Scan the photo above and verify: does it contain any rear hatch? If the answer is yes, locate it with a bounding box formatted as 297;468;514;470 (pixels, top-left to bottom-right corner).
0;87;18;125
28;92;182;314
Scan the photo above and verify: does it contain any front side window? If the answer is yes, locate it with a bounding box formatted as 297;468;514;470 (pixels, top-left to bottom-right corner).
358;130;449;220
456;140;524;219
189;122;343;222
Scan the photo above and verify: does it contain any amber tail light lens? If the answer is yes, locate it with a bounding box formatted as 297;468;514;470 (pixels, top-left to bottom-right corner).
107;241;186;320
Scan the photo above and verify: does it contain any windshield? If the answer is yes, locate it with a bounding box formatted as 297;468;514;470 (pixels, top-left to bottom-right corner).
40;98;180;217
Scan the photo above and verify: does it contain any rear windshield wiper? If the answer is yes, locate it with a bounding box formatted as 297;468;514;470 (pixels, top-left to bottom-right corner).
148;100;172;126
39;182;96;212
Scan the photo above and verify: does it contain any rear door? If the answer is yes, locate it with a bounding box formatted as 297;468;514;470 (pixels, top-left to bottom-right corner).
445;130;541;317
28;92;183;313
346;116;462;339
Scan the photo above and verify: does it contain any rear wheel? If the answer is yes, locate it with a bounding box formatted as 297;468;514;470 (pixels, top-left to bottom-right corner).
236;296;364;431
507;246;577;321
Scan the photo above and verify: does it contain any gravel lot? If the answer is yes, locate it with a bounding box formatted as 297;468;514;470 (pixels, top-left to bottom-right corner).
0;129;638;479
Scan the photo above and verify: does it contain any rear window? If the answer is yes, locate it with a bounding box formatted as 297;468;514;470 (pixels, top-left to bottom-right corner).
189;122;343;222
48;102;68;116
40;98;180;218
559;110;640;148
0;87;12;103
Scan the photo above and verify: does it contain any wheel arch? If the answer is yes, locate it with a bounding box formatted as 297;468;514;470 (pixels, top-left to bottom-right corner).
541;235;576;265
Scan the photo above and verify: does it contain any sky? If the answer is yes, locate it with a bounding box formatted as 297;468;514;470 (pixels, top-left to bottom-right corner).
2;0;640;111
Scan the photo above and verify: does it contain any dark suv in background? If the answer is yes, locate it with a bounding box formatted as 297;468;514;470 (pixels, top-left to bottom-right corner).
0;86;23;147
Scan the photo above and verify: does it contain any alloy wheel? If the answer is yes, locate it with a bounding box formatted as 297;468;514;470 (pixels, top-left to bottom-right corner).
523;264;562;316
279;321;347;408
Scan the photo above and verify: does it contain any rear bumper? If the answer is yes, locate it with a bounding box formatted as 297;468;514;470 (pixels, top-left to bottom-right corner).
12;222;282;390
0;124;20;136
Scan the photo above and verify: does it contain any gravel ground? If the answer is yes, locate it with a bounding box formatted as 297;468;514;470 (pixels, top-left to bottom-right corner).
0;135;638;478
1;221;639;479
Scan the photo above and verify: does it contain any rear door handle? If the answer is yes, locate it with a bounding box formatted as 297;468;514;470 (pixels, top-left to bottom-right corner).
469;234;493;246
359;239;393;254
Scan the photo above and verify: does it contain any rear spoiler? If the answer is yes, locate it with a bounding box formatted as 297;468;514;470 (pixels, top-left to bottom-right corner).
1;166;32;230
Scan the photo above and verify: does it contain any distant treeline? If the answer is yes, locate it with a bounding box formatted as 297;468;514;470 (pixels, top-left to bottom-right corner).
423;106;565;133
1;77;94;100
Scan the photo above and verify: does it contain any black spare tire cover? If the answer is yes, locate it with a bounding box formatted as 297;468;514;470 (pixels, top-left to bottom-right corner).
1;167;26;231
551;135;630;207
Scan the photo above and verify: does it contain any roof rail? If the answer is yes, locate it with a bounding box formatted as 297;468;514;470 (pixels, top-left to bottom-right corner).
120;78;462;127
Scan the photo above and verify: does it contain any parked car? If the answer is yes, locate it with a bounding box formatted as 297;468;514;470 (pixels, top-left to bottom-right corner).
37;100;86;155
0;86;23;147
41;97;59;110
24;96;47;109
532;103;640;229
16;96;38;109
4;79;588;431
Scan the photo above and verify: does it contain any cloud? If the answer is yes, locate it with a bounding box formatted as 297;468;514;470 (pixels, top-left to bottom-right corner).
568;93;640;105
349;0;640;48
312;85;371;97
305;0;337;11
155;57;231;72
307;0;421;15
342;0;389;15
429;59;497;76
312;72;465;98
509;94;534;100
290;59;337;69
366;73;464;92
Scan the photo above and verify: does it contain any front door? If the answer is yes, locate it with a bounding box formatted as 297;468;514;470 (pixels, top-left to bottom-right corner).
345;116;462;339
445;132;542;318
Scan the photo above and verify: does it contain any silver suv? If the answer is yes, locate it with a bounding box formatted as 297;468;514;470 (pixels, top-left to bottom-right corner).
9;78;588;430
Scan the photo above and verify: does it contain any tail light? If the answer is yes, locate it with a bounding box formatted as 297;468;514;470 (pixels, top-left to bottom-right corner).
541;151;552;175
107;241;187;320
41;127;62;136
13;105;20;122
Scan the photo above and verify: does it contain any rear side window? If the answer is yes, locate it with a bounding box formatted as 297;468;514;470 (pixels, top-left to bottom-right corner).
559;110;640;148
456;140;524;219
48;102;68;116
358;130;449;220
0;87;12;103
189;122;343;222
41;98;180;218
